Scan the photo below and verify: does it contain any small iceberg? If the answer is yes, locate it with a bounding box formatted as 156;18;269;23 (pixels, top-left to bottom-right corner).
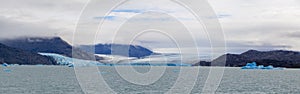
10;64;20;66
67;63;74;67
241;62;284;70
2;63;9;67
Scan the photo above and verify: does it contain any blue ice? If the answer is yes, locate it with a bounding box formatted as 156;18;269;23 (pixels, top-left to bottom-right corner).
241;62;283;70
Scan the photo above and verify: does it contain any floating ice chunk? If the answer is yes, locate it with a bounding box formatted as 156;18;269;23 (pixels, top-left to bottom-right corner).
242;62;258;69
241;62;284;70
2;63;9;67
264;65;274;69
10;64;19;66
68;63;74;67
257;65;264;69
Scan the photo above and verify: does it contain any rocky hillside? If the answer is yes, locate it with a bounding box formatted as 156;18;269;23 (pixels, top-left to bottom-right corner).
0;37;103;61
0;43;55;65
79;44;154;58
194;50;300;68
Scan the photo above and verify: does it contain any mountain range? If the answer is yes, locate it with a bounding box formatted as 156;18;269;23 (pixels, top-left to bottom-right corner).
1;36;300;68
0;37;154;65
0;37;103;61
194;50;300;68
79;44;154;58
0;43;55;65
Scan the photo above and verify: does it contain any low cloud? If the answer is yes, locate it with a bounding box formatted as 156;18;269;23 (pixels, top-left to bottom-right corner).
111;9;144;13
0;0;299;54
93;16;117;20
285;31;300;38
226;41;292;54
0;17;60;40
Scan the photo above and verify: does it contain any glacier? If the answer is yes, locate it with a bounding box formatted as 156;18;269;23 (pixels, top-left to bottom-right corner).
39;53;105;67
39;53;193;67
97;54;193;66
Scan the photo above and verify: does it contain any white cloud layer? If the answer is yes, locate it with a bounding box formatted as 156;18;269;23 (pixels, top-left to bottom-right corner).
0;0;299;55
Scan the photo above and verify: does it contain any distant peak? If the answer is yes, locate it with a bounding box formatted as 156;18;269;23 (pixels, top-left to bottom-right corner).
247;49;259;52
244;49;260;53
26;36;61;40
241;49;261;55
3;36;63;41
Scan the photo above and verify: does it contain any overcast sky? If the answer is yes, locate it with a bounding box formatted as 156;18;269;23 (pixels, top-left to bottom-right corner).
0;0;299;55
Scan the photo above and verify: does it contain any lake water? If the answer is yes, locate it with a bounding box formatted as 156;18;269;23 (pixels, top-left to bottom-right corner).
0;66;300;94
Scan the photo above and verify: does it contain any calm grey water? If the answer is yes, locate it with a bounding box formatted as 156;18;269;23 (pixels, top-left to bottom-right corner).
0;66;300;94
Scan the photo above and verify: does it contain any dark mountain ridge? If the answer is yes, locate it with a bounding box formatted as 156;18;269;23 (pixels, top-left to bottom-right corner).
79;44;154;58
0;43;55;65
194;50;300;68
0;37;103;61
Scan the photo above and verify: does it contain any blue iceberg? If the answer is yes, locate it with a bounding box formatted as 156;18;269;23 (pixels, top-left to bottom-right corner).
2;63;12;72
2;63;9;67
241;62;284;70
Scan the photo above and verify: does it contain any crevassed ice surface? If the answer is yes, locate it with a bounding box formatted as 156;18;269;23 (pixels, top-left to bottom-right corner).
39;53;104;66
40;53;191;66
97;54;193;66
